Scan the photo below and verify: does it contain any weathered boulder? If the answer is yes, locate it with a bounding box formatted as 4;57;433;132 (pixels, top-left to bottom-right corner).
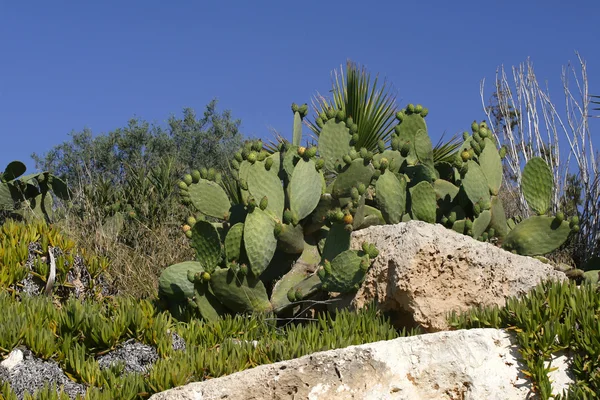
344;221;567;332
148;328;572;400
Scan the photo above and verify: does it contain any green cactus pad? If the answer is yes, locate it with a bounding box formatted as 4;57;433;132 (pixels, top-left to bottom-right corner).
478;138;503;195
522;157;553;215
403;164;437;186
317;118;353;172
247;158;285;218
409;181;437;223
489;196;509;238
320;223;351;264
244;208;277;276
276;223;305;254
374;150;405;173
306;194;338;233
190;281;229;322
414;129;434;167
190;221;223;272
318;250;369;293
332;159;374;198
271;263;314;312
363;205;386;225
375;169;406;224
158;261;206;301
2;161;26;181
472;210;492;239
433;179;459;203
289;158;323;221
265;152;281;175
224;223;244;262
209;268;272;313
394;111;427;166
583;270;599;285
282;145;300;179
292;111;303;146
462;160;491;205
502;215;572;256
452;219;467;234
187;178;232;220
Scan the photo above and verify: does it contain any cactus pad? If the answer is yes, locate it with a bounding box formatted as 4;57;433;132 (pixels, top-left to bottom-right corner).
244;208;277;276
158;261;205;301
522;157;553;215
462;160;491;205
318;250;370;293
190;221;223;272
209;268;272;313
502;215;572;256
409;181;437;223
318;118;352;172
289;158;323;221
247;158;285;218
332;159;374;198
224;223;244;263
375;170;406;224
186;179;231;220
478;138;503;195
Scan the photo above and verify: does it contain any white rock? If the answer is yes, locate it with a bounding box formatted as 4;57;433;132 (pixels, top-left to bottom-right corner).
149;328;572;400
0;348;23;371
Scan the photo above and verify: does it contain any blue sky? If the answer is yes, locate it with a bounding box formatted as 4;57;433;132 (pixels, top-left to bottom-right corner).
1;1;599;172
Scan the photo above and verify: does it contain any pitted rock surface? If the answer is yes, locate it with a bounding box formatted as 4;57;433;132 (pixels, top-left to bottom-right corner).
148;328;572;399
347;221;568;331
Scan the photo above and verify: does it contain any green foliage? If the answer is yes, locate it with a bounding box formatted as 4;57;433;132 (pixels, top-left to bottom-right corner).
448;280;600;399
0;161;71;224
31;102;243;240
0;220;111;297
0;288;409;398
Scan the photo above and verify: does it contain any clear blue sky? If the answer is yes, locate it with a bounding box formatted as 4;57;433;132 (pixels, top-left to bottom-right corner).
1;1;599;171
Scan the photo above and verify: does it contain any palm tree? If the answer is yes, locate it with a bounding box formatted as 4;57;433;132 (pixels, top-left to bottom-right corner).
306;60;461;162
307;60;397;152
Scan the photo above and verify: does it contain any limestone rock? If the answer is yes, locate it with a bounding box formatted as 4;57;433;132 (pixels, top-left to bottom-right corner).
347;221;567;332
149;328;572;400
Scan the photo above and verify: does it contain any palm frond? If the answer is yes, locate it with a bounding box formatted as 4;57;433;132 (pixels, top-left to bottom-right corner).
307;60;399;152
432;132;463;163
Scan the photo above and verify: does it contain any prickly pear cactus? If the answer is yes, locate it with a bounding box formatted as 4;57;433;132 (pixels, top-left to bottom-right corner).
159;99;579;322
158;104;381;321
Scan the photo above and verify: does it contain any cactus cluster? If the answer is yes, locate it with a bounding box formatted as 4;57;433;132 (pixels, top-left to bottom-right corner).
0;161;71;223
159;103;381;320
159;101;580;321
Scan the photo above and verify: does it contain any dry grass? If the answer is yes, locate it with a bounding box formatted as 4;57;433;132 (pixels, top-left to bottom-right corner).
55;208;195;300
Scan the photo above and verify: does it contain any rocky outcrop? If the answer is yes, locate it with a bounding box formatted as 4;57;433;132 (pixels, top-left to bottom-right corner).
346;221;567;331
148;328;572;400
